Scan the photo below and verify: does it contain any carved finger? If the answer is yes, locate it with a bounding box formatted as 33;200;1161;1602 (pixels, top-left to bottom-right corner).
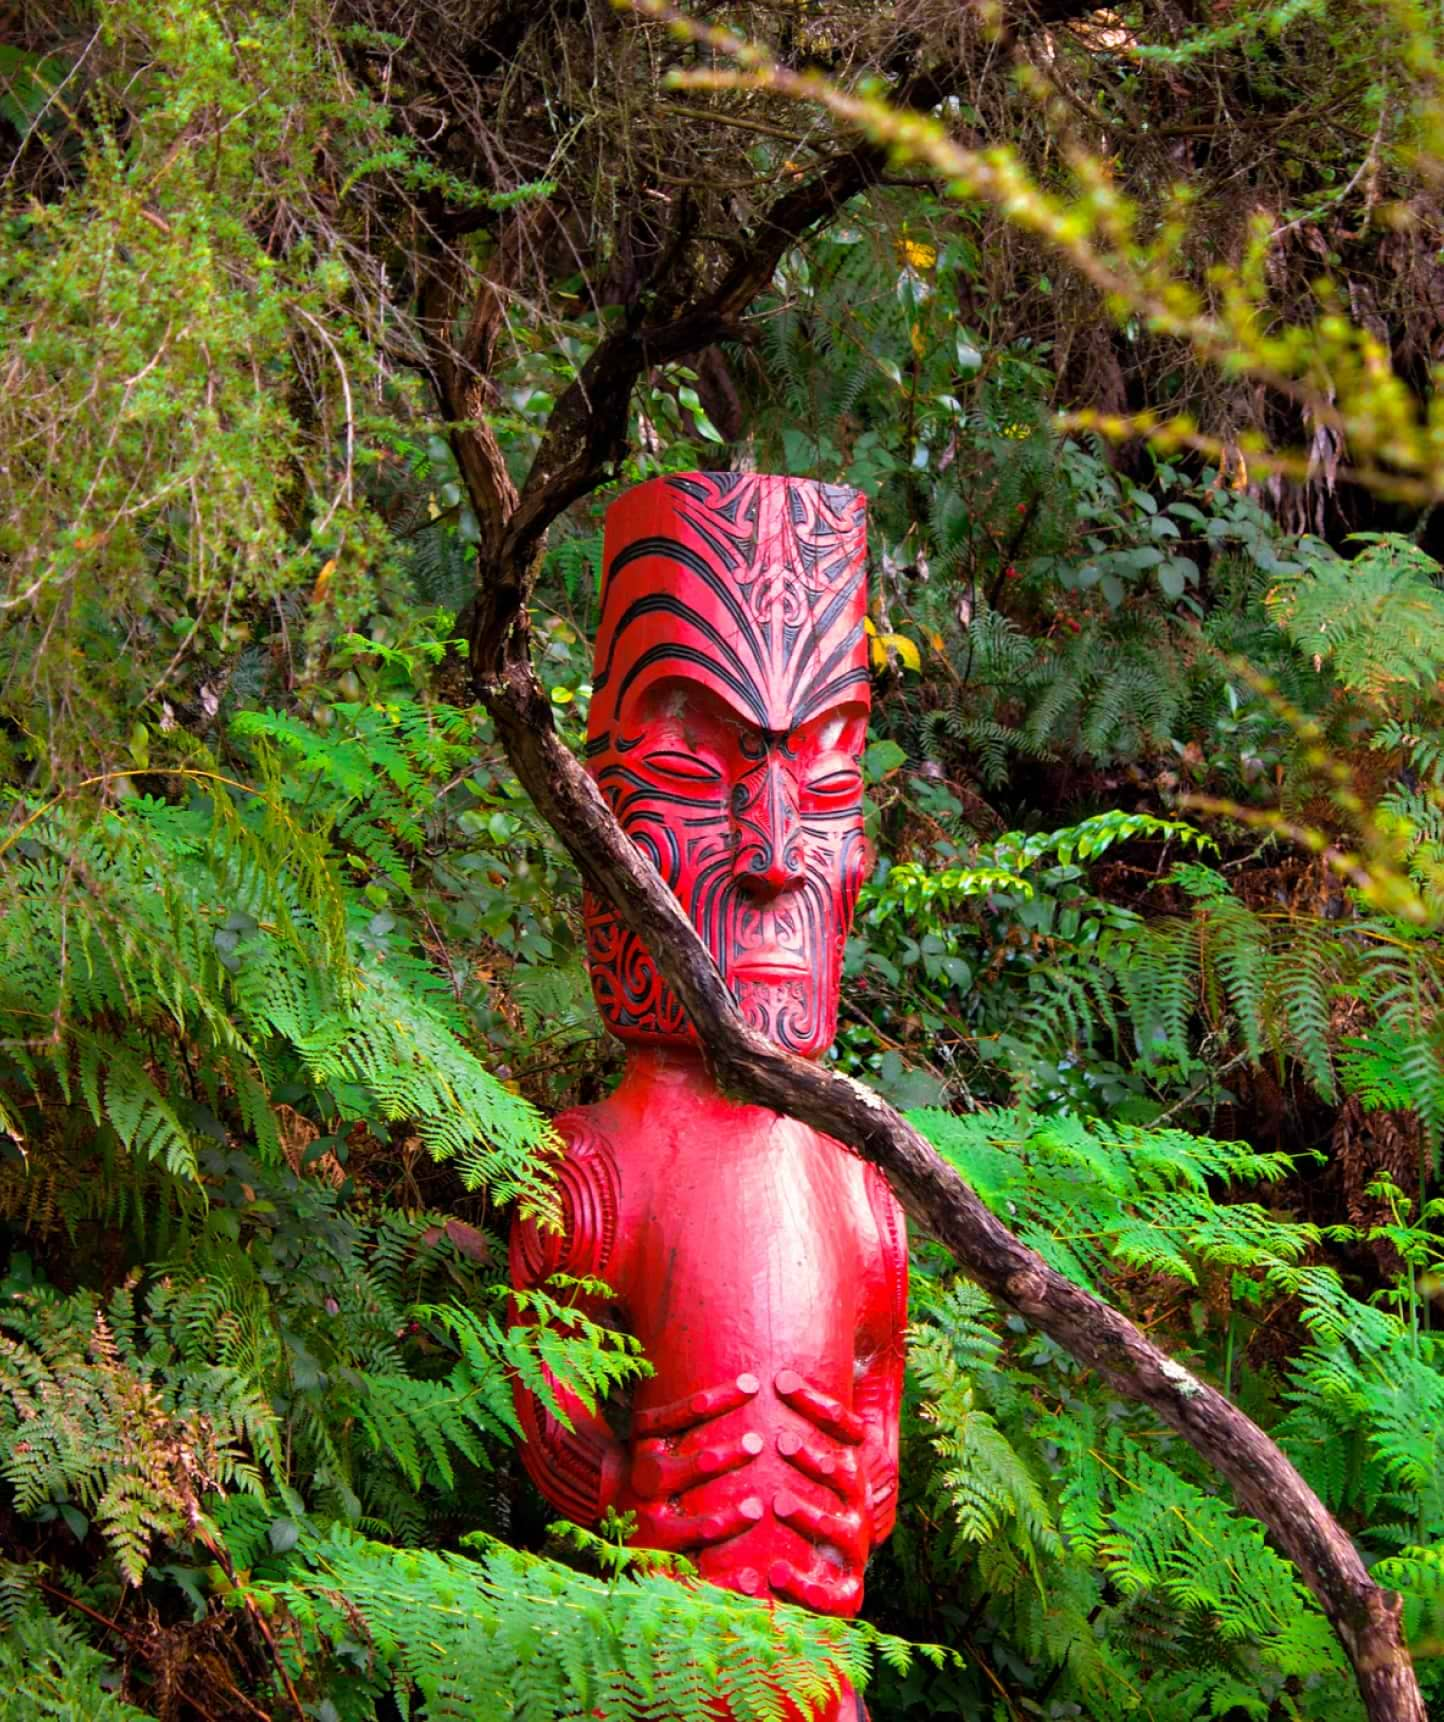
767;1558;863;1615
632;1431;764;1500
772;1490;868;1564
867;1468;897;1515
634;1372;761;1439
773;1369;864;1445
776;1429;860;1502
868;1470;898;1541
631;1493;765;1552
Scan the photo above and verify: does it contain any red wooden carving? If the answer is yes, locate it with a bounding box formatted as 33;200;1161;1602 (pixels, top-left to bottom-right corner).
511;474;907;1721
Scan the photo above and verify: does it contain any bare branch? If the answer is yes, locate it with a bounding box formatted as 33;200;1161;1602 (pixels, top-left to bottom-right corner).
478;649;1425;1722
415;19;1424;1710
419;246;520;564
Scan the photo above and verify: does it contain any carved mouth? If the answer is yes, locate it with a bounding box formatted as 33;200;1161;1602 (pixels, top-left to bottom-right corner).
731;951;812;983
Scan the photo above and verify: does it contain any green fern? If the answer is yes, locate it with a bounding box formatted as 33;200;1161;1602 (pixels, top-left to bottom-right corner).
0;1606;147;1721
260;1525;934;1722
1374;1544;1444;1662
910;1283;1060;1581
898;1108;1439;1717
1267;533;1444;700
0;719;557;1219
0;1282;268;1583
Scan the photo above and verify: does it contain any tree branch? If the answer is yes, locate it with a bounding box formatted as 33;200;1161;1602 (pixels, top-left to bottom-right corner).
425;61;1424;1722
419;248;519;563
502;130;887;569
479;655;1424;1722
426;134;894;686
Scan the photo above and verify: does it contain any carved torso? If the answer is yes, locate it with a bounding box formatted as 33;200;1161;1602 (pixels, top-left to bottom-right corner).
512;1054;908;1612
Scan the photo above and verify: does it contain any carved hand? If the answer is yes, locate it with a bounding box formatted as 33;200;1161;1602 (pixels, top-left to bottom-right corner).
767;1369;870;1613
626;1373;767;1553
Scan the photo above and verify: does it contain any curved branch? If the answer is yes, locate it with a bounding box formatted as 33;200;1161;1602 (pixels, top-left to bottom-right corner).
428;91;934;685
423;42;1425;1713
475;651;1424;1722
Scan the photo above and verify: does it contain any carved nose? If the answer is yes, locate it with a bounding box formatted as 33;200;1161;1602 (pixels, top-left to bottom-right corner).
731;759;806;896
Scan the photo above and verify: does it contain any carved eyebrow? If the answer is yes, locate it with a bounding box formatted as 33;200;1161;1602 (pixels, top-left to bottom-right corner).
788;700;867;743
795;665;871;724
639;676;772;738
616;642;768;726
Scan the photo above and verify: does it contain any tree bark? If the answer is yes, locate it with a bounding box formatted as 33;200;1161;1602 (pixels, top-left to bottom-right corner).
420;86;1426;1722
477;660;1423;1722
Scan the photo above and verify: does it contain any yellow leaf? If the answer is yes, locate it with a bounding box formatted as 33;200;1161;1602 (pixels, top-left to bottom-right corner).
311;558;337;602
550;685;575;705
869;636;887;670
878;633;922;672
910;323;926;358
863;616;878;635
898;237;937;270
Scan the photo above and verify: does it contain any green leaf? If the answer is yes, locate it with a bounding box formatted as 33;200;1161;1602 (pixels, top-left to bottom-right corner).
676;385;725;444
269;1519;301;1555
0;45;67;137
864;739;907;781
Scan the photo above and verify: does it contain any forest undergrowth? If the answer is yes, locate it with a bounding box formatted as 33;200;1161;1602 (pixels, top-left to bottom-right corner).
4;0;1444;1716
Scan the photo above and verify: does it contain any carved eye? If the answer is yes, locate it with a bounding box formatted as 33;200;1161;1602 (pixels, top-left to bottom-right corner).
806;769;862;799
643;751;722;784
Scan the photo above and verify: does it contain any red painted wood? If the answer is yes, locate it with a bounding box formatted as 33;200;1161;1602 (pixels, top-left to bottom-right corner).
582;472;873;1058
512;475;906;1719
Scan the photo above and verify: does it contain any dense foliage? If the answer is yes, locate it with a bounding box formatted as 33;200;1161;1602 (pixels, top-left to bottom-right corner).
4;0;1444;1716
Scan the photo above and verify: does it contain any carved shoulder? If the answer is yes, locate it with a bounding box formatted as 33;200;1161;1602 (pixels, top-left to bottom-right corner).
510;1109;623;1290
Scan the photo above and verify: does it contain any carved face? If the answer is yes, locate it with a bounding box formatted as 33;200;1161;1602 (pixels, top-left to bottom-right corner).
584;473;870;1057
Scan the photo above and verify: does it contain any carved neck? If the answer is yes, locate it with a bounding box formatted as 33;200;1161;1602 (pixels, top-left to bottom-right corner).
612;1045;784;1126
615;1045;712;1095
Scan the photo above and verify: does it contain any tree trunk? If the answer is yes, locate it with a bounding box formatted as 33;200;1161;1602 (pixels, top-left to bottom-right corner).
417;69;1426;1705
475;656;1425;1722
